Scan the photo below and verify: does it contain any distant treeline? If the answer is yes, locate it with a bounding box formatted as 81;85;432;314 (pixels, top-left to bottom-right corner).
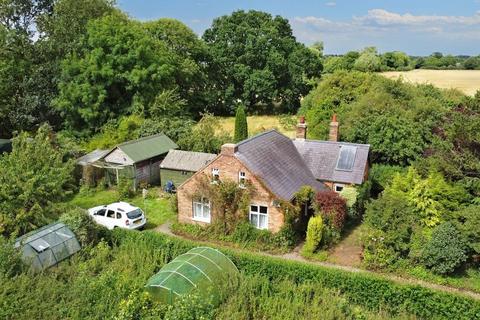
323;47;480;73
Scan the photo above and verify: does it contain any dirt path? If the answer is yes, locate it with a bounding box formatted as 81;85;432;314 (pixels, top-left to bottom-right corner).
326;224;364;267
154;222;480;300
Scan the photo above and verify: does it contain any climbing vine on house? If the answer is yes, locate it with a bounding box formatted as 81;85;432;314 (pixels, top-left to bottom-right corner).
190;174;254;235
174;181;320;252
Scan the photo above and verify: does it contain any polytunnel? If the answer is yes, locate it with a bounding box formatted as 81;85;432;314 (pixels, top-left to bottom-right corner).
145;246;239;304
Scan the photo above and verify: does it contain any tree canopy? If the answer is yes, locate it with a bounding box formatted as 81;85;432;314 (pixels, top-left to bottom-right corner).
203;10;322;113
0;124;74;236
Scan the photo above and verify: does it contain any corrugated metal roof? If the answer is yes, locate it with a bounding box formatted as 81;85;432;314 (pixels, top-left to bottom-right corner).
293;139;369;185
160;150;217;172
76;149;110;166
235;130;327;200
116;133;178;163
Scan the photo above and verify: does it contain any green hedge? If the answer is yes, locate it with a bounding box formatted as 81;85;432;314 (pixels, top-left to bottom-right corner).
111;230;480;320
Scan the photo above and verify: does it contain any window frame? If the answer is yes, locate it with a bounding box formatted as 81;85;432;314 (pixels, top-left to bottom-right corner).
192;197;211;223
335;145;357;172
106;209;116;219
238;171;246;188
334;183;345;193
211;168;220;184
249;204;268;230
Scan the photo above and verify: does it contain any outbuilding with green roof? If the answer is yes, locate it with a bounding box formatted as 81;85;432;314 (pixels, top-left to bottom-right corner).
98;133;178;189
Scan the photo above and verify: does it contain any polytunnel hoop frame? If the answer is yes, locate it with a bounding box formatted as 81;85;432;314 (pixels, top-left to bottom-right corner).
145;246;239;304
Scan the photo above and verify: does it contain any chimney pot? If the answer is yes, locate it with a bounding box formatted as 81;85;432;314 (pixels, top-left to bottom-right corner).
329;114;339;142
296;117;307;139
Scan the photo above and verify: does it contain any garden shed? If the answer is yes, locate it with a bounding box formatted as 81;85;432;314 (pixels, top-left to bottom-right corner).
145;247;238;305
76;149;109;186
160;150;216;188
14;222;81;272
98;133;178;190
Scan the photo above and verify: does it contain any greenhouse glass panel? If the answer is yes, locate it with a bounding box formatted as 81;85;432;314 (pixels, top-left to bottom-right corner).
145;247;238;305
15;222;81;272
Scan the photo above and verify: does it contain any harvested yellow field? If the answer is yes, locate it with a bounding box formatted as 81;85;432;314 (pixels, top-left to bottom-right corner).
217;115;296;138
381;70;480;96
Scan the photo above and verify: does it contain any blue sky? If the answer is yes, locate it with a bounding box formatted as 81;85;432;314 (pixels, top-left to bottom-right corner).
117;0;480;55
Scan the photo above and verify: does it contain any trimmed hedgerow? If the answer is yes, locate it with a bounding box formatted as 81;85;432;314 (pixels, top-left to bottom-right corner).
110;230;480;320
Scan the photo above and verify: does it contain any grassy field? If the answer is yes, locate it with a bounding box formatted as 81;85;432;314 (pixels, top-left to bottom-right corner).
217;115;297;138
68;187;176;229
381;69;480;95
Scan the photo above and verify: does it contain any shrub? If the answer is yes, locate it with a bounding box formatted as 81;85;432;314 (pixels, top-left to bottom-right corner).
302;215;323;254
117;176;135;199
363;189;415;259
421;222;468;274
172;222;294;253
59;207;103;247
454;205;480;261
0;124;75;236
368;164;405;198
163;290;216;320
0;236;23;277
315;190;347;231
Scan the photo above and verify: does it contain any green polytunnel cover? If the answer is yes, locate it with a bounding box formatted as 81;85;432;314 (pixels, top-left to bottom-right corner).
145;246;239;305
14;222;81;272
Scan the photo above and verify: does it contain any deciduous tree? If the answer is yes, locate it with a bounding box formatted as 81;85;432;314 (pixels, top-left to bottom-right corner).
0;124;74;236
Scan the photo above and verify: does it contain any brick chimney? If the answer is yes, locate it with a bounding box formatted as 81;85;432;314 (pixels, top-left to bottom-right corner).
296;116;307;140
329;114;339;142
221;143;236;156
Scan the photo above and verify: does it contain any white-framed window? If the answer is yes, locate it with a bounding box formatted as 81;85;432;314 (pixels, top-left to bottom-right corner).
193;197;211;223
211;168;220;183
249;205;268;230
334;183;345;193
239;171;246;187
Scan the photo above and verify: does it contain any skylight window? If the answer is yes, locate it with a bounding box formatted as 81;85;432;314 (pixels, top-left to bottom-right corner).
336;145;357;171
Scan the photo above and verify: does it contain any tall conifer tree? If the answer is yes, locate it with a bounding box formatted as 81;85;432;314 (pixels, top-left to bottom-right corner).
234;105;248;142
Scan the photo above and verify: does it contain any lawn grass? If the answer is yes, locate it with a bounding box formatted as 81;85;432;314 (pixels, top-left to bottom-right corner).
216;115;296;138
67;187;176;230
381;69;480;96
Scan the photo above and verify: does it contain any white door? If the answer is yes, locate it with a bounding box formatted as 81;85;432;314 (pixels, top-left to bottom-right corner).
93;208;107;225
104;209;117;229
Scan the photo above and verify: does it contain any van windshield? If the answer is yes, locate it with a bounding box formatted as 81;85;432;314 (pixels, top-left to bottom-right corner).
127;209;142;219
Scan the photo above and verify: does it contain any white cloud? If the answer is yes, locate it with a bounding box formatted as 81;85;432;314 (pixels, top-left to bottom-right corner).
325;2;336;7
355;9;480;26
291;9;480;55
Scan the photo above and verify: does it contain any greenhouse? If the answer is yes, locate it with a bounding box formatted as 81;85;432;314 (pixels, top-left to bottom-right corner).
145;246;239;304
14;222;81;272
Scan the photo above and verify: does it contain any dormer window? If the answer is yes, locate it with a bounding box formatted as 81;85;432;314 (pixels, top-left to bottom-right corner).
212;168;220;183
239;171;246;187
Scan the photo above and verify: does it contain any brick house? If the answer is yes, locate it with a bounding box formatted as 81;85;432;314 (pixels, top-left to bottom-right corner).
177;131;326;232
177;116;370;233
293;115;370;192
